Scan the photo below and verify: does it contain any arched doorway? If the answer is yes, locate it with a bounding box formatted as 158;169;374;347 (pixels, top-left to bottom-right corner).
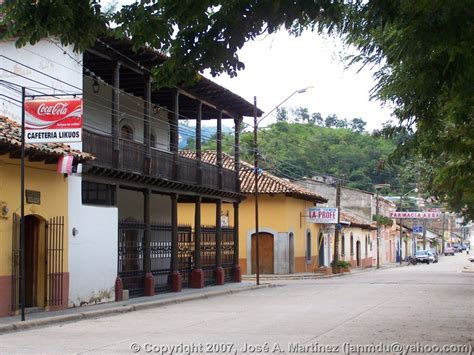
288;233;295;274
251;233;274;274
318;233;324;267
356;240;361;267
24;215;41;308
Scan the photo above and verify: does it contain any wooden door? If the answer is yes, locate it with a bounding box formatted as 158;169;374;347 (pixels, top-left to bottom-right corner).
251;233;274;274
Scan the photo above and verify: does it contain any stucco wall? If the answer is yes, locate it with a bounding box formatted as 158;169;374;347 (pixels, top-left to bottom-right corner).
68;175;118;307
178;194;323;275
83;76;170;151
0;156;69;315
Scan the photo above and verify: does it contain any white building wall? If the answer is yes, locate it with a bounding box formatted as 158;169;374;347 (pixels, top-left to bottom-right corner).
68;175;118;306
0;39;121;306
82;76;170;151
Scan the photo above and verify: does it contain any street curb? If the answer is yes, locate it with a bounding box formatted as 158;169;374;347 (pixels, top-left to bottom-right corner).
0;284;271;335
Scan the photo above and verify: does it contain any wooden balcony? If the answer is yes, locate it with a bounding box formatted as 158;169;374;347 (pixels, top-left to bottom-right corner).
83;130;239;194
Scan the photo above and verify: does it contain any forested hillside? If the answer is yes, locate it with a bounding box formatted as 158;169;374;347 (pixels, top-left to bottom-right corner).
193;110;413;193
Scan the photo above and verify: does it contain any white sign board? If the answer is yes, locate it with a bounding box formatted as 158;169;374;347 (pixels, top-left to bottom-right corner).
390;211;441;219
307;207;338;224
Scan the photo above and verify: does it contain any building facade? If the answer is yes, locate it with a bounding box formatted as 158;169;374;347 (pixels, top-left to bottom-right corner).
0;116;91;317
0;36;260;308
178;152;328;274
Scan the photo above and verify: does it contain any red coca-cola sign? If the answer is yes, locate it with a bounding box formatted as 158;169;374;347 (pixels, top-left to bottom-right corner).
24;98;83;143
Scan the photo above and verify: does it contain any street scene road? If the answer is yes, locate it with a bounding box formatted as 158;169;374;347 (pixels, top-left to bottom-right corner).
1;253;472;354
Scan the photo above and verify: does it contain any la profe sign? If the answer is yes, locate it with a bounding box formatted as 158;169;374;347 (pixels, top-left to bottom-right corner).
24;98;83;143
307;207;339;224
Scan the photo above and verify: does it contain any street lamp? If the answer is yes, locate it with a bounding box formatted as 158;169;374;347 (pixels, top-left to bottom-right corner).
374;184;390;269
253;87;313;285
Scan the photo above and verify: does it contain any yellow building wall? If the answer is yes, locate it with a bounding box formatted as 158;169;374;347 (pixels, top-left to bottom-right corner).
0;156;69;312
178;194;322;274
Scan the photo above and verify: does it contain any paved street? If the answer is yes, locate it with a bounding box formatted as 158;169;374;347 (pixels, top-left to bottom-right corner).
1;253;473;354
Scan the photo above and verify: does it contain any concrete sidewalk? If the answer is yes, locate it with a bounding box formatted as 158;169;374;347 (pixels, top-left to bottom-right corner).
242;263;402;281
0;282;270;334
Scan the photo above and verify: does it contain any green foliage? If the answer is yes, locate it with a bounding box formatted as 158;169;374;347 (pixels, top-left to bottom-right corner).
372;215;393;227
202;119;405;192
2;0;472;218
330;260;351;268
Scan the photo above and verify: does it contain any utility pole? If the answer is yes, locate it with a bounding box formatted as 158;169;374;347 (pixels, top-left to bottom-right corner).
332;181;341;272
253;96;260;285
376;191;380;269
441;212;445;254
422;219;427;250
399;193;403;265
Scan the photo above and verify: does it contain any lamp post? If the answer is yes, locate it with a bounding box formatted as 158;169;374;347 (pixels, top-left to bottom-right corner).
374;184;390;269
253;87;312;285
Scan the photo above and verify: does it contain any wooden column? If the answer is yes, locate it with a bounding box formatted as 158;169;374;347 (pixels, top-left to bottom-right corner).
170;193;182;291
191;196;204;288
234;117;241;192
217;111;223;189
233;202;242;282
111;62;121;168
144;76;152;174
196;101;202;185
170;91;179;180
143;188;154;296
215;199;224;285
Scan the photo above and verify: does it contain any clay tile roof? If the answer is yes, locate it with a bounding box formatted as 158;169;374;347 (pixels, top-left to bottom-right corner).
340;211;376;230
180;150;327;203
0;116;94;162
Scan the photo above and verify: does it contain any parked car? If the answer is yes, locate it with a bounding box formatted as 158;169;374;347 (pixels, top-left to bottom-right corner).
415;250;432;264
429;250;439;263
453;244;462;253
444;247;455;256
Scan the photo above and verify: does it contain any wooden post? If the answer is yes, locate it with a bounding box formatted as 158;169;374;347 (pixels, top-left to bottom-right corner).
143;188;154;296
170;193;182;291
144;76;152;174
191;196;204;288
234;117;241;193
111;62;121;168
233;202;241;282
170;91;179;180
217;111;223;189
215;199;224;285
196;101;202;185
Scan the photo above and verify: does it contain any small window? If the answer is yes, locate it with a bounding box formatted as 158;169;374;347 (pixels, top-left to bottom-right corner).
121;125;134;141
150;133;156;148
306;231;312;263
82;181;116;206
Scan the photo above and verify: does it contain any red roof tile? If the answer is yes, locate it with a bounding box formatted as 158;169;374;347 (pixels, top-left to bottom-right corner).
180;150;327;203
0;115;93;162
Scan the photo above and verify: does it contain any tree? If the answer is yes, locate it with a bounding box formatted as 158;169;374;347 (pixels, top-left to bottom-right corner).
349;118;366;133
2;0;472;218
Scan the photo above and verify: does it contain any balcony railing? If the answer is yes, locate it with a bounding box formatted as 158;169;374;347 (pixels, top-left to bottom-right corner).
83;129;238;193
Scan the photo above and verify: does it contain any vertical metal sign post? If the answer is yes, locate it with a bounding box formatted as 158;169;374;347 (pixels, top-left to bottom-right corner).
332;182;341;272
253;96;260;286
20;86;26;321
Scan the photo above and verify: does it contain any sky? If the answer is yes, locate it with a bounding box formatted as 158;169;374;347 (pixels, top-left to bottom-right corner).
106;1;394;131
204;31;394;131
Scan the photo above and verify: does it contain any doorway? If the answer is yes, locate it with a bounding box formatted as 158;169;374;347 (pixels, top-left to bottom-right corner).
251;233;274;274
318;233;324;267
288;233;295;274
24;215;40;307
356;240;361;267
